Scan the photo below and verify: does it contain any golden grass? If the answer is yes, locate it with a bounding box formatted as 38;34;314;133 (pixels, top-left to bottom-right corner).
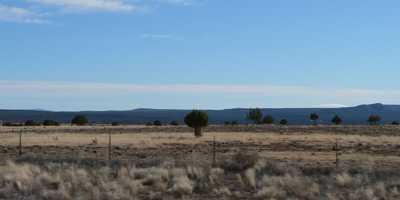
1;130;400;147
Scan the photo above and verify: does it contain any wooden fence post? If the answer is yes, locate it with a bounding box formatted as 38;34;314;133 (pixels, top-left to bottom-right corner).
109;134;111;162
19;132;22;157
336;139;338;171
213;136;216;167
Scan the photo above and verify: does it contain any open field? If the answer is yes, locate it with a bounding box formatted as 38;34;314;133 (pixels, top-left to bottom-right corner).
1;125;400;199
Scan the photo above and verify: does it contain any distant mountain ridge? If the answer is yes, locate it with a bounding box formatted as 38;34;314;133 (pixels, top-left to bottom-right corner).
0;103;399;125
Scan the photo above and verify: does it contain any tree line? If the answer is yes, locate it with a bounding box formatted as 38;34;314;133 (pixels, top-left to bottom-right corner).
3;109;399;138
245;107;399;126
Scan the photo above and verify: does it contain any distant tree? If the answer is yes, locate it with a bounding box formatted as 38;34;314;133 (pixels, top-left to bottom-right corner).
112;121;119;126
374;115;381;125
146;122;153;126
367;115;381;125
25;119;38;126
184;109;210;137
170;120;179;126
263;115;274;124
310;113;319;125
246;108;262;124
367;115;375;125
154;120;162;126
43;119;60;126
280;119;288;125
331;115;342;125
392;121;399;125
231;120;239;125
43;119;52;126
71;115;89;126
224;121;230;125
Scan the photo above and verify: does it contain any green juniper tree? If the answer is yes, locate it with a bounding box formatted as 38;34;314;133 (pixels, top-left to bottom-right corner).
184;109;210;137
280;119;288;125
331;115;342;125
263;115;274;125
71;115;89;126
310;113;319;125
246;108;263;124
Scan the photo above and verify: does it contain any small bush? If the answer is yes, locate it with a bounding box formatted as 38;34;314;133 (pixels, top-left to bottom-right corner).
263;115;274;124
224;121;230;125
154;120;162;126
146;122;153;126
170;120;179;126
71;115;89;126
391;121;399;125
42;119;60;126
231;120;239;125
25;120;39;126
280;119;288;125
112;121;119;126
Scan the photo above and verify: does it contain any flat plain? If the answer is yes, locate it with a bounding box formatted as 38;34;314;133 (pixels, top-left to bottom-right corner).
1;124;400;199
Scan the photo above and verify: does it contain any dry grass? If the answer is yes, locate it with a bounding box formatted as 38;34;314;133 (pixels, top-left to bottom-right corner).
0;153;398;199
1;125;400;199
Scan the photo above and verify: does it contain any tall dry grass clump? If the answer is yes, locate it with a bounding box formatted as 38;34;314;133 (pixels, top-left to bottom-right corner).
245;168;256;189
0;153;400;199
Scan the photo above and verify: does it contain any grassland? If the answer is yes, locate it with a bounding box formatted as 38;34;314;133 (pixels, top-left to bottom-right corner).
0;124;400;199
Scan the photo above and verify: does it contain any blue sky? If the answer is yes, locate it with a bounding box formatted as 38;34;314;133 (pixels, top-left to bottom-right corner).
1;0;400;111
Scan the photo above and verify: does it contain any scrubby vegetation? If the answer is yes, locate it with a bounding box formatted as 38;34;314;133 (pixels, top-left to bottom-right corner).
25;119;40;126
263;115;274;124
184;109;209;137
112;121;119;126
154;120;162;126
231;120;239;125
170;120;179;126
279;119;288;125
246;108;262;124
43;119;60;126
310;113;319;125
331;115;342;125
368;115;381;125
1;153;399;200
146;122;153;126
71;115;89;126
392;121;399;125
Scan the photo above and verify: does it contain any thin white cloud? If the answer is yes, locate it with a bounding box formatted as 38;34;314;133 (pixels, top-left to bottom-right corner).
163;0;208;5
141;34;185;40
26;0;144;13
141;34;172;39
0;5;51;23
312;104;348;108
1;81;400;105
164;0;194;5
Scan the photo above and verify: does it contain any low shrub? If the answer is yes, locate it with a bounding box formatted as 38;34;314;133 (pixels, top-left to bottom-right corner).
154;120;162;126
231;120;239;125
111;121;119;126
25;120;39;126
170;120;179;126
42;119;60;126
